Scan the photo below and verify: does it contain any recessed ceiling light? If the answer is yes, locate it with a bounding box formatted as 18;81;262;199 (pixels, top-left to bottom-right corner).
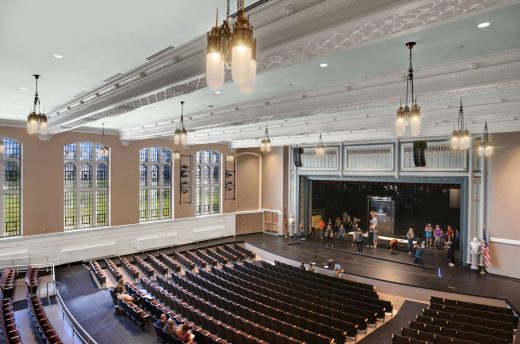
155;107;160;111
214;91;222;94
53;54;64;59
19;87;27;90
319;63;328;68
478;22;490;28
1;105;6;108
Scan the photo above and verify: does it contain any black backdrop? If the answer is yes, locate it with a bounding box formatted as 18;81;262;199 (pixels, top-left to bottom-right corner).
311;180;461;239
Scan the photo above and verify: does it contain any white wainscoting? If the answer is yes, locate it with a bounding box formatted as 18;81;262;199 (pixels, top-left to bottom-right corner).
0;214;235;266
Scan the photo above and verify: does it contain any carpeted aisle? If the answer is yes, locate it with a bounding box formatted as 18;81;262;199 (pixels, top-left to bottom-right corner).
56;265;157;344
359;300;427;344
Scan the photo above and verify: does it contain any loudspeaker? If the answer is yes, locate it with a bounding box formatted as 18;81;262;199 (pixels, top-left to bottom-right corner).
293;147;304;167
413;141;427;167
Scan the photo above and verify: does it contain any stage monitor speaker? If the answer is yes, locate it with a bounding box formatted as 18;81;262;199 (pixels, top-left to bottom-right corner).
293;147;304;167
413;141;427;167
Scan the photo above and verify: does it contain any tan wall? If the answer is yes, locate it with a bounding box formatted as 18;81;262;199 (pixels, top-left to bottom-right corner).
236;153;261;211
262;146;285;211
0;126;235;236
488;131;520;278
235;212;263;235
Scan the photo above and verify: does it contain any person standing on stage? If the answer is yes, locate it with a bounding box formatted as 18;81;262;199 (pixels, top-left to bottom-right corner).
325;223;333;247
433;224;442;247
298;223;304;242
373;226;379;248
354;224;364;253
338;223;346;245
447;237;456;267
406;228;415;255
424;223;433;246
367;225;374;248
370;213;378;228
319;219;325;240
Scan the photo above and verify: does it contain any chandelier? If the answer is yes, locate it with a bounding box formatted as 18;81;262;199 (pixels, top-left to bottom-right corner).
99;123;109;158
173;150;181;160
315;133;325;156
478;121;493;157
27;74;48;135
260;123;271;152
173;101;188;146
396;42;421;138
206;0;257;94
226;143;235;162
450;98;471;150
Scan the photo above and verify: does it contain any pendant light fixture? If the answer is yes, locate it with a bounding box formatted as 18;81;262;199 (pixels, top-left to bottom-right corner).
450;98;471;150
396;42;421;138
99;123;109;158
27;74;48;135
260;123;271;152
0;139;4;154
478;121;493;157
315;133;325;156
173;101;188;146
173;150;181;160
206;0;257;94
226;142;235;162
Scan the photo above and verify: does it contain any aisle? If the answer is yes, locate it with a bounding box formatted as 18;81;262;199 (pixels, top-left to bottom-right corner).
358;300;426;344
56;265;157;344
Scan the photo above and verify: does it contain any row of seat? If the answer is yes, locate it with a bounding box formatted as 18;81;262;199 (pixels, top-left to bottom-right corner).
216;247;238;262
117;296;150;330
409;320;511;344
89;260;106;286
141;278;303;344
0;268;15;299
223;245;247;261
430;296;514;316
119;256;139;280
132;288;227;344
196;267;358;339
429;302;518;328
274;260;374;291
266;261;392;312
221;264;366;332
173;252;196;271
423;308;516;334
141;278;260;343
182;251;207;269
194;249;218;267
104;258;122;281
232;244;256;260
416;315;513;342
27;294;63;344
25;266;38;295
134;255;154;277
245;262;383;321
0;298;22;344
147;254;168;276
158;253;182;274
174;270;349;343
205;249;228;265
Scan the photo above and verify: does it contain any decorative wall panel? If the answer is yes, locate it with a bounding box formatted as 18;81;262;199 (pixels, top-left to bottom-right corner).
344;144;394;171
300;146;339;171
401;140;467;172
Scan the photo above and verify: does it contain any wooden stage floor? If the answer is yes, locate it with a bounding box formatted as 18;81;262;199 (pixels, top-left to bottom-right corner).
240;233;520;314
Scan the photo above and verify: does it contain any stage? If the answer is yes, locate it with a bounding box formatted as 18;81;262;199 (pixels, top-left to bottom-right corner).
241;233;520;314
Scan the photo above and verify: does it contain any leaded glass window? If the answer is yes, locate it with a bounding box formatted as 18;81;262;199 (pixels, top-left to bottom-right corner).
195;150;221;216
1;138;22;237
139;147;172;222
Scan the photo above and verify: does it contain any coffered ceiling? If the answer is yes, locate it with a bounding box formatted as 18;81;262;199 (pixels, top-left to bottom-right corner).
1;0;519;147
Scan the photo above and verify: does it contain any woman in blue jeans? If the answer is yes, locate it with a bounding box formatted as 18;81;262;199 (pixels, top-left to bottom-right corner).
406;227;415;255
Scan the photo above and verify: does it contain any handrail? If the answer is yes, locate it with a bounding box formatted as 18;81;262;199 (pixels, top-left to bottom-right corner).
54;281;98;344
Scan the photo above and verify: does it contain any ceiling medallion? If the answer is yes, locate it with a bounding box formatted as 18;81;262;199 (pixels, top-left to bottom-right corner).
206;0;256;94
450;98;471;150
396;42;421;138
173;101;188;146
27;74;48;135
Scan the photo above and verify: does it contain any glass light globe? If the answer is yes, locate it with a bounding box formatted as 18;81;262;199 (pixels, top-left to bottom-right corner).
39;117;48;135
260;141;265;152
451;134;459;150
484;145;493;157
265;141;271;152
477;145;484;156
410;114;421;137
173;133;180;145
232;44;252;85
180;133;188;146
0;142;4;154
396;117;406;137
27;113;39;134
237;59;256;94
206;52;224;90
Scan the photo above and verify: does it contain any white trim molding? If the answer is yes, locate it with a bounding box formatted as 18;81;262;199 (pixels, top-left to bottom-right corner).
490;237;520;246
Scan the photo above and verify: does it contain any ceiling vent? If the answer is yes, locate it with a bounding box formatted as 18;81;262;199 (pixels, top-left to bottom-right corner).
103;73;122;83
146;46;175;60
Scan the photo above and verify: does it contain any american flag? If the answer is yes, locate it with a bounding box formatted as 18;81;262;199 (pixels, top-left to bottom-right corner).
482;230;492;269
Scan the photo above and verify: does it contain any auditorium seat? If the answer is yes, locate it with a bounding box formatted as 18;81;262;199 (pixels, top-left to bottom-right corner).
89;260;106;286
25;266;39;295
27;294;64;344
0;268;16;299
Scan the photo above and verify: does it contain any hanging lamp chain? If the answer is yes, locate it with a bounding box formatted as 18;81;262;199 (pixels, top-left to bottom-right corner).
408;45;414;105
180;101;185;130
33;74;41;113
226;0;231;19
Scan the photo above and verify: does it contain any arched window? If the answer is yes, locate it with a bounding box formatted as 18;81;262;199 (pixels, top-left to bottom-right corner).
139;147;172;222
1;138;22;237
64;142;109;230
195;150;221;216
